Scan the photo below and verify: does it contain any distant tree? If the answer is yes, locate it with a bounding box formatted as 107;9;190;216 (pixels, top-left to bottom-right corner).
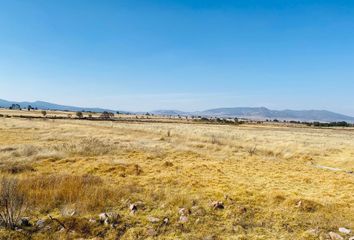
100;111;114;119
9;104;21;110
27;105;32;111
76;111;83;118
313;122;320;127
88;114;93;119
41;110;47;117
116;111;120;115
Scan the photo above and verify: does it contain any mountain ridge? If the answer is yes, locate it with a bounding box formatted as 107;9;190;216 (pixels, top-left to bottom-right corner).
152;107;354;123
1;99;353;122
0;99;118;113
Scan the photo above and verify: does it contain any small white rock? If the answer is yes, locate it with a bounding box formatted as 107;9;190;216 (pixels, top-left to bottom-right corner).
129;204;137;212
179;215;188;223
339;227;351;235
99;213;108;222
178;208;188;215
88;219;96;224
36;219;46;228
99;212;119;225
329;232;344;240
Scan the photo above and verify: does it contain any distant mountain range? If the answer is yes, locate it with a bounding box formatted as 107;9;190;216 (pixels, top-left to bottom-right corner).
152;107;354;123
0;99;118;113
1;98;353;122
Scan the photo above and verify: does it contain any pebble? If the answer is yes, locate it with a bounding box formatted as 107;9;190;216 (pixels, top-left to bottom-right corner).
329;232;344;240
179;215;188;223
338;227;351;235
36;219;46;228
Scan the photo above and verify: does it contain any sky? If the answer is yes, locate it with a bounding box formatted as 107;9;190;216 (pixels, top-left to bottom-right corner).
0;0;354;114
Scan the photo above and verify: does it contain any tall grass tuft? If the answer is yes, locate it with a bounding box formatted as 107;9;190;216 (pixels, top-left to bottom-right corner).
0;177;27;230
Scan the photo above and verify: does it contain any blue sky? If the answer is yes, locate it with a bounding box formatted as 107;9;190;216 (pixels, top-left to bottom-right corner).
0;0;354;114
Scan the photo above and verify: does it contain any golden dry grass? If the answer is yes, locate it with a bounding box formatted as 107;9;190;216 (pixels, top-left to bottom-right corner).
0;113;353;239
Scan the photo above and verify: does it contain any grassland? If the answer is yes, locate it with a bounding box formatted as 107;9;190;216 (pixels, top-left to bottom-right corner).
0;110;353;239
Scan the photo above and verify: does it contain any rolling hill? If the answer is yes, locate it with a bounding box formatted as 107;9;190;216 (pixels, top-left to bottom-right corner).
153;107;354;122
1;98;353;122
0;99;118;113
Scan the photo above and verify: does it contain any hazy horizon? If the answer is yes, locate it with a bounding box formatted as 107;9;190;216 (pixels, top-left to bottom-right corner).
1;1;354;115
2;97;354;118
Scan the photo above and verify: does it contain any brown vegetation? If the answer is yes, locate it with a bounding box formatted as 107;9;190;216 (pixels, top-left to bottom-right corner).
0;113;353;239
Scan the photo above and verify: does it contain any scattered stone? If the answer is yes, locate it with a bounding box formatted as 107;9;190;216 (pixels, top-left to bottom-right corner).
296;200;302;208
179;215;188;223
146;228;158;236
211;201;224;210
98;212;119;225
88;218;97;224
348;237;354;240
178;208;191;216
338;227;351;235
99;213;108;222
178;208;185;215
36;219;46;229
329;232;344;240
163;217;169;225
18;217;31;227
129;204;138;213
147;216;160;223
61;207;76;217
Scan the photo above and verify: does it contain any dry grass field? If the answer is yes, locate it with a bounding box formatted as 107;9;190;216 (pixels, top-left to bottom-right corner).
0;111;353;239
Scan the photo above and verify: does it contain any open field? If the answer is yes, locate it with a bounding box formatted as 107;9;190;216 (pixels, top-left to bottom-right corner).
0;112;353;239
